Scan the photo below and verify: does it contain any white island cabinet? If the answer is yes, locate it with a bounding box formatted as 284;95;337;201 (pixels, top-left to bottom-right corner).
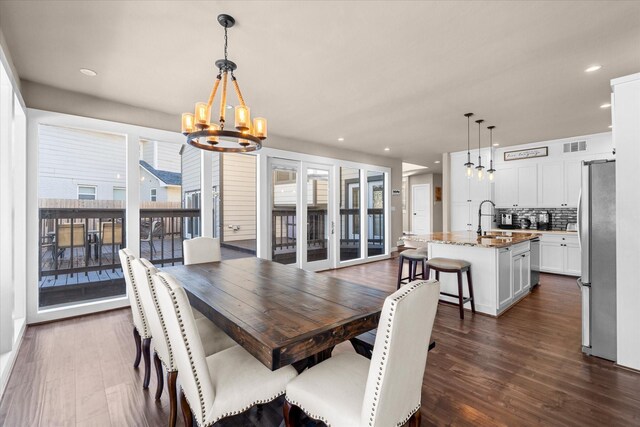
405;232;539;316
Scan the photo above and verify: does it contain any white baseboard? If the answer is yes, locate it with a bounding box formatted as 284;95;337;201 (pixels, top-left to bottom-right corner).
0;318;27;401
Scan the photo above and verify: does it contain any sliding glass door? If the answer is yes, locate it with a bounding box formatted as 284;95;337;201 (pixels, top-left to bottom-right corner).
302;164;333;271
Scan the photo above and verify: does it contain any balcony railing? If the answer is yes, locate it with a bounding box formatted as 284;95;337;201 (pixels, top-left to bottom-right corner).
38;207;200;308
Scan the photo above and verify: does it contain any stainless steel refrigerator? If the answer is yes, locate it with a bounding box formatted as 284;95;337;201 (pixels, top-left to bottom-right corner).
577;159;616;361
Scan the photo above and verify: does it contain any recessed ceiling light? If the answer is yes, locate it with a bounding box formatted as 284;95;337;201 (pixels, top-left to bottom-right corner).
80;68;97;77
493;143;500;147
608;125;612;129
384;147;390;151
600;103;611;109
585;65;602;73
337;137;344;142
434;160;441;164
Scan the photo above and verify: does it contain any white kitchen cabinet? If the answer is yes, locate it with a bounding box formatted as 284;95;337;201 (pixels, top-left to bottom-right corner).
451;202;472;231
540;162;565;207
512;254;523;296
495;164;537;208
518;165;538;207
564;243;582;275
540;242;564;273
538;160;582;208
495;166;517;207
563;160;582;208
498;248;513;309
539;234;581;275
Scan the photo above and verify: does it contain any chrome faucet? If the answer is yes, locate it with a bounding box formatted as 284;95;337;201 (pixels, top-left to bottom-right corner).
477;200;496;236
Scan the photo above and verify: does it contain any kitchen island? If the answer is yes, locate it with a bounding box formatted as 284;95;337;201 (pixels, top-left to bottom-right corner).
404;231;541;316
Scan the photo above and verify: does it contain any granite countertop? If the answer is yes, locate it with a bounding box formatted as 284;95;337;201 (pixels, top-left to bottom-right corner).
490;228;577;235
403;231;541;248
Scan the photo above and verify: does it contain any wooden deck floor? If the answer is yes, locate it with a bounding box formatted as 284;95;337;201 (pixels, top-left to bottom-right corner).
2;258;639;426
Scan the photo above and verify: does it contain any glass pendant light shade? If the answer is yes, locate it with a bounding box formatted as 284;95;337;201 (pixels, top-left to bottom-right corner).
466;164;473;178
235;105;251;131
181;113;195;134
195;102;210;129
253;117;267;139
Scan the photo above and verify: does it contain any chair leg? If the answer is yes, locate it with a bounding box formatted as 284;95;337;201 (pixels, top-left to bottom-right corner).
408;409;421;427
421;258;427;279
396;256;404;289
168;371;178;427
153;352;164;400
142;338;151;389
133;327;142;368
283;400;304;427
466;268;476;313
457;271;465;319
435;270;440;281
411;260;417;281
180;389;193;427
425;266;431;280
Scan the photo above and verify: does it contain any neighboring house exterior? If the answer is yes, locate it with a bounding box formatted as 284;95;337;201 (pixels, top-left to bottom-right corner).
38;124;182;203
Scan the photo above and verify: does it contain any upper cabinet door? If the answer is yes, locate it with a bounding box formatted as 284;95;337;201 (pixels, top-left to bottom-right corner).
494;166;518;207
517;165;538;207
540;162;564;207
563;160;582;208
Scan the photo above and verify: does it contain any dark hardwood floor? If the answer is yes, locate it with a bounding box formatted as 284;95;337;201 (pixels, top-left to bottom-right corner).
1;259;639;426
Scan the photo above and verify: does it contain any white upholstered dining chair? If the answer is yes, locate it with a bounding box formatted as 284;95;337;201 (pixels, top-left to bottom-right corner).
130;258;237;427
183;237;221;265
118;248;152;389
152;271;298;426
283;279;440;427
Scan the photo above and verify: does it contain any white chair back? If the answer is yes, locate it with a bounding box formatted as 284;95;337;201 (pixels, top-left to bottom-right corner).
153;271;215;425
360;279;440;426
118;248;150;339
131;258;175;370
183;237;221;265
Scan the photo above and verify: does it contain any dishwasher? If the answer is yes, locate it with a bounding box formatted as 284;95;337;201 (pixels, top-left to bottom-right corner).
530;238;540;287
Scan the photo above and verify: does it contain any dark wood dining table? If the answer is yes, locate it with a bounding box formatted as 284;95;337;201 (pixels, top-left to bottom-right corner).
161;257;389;370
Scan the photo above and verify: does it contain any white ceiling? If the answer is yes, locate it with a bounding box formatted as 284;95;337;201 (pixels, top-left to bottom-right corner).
1;1;639;173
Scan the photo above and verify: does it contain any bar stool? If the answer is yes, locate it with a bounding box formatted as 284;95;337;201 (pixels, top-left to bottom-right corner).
425;258;476;319
396;249;428;289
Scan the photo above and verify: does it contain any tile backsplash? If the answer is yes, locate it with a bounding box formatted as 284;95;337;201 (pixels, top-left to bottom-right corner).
495;208;577;231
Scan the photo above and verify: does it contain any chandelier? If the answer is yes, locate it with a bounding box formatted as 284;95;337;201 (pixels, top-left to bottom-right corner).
181;14;266;152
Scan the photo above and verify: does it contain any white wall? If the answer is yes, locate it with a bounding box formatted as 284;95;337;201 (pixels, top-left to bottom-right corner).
612;73;640;371
0;41;27;400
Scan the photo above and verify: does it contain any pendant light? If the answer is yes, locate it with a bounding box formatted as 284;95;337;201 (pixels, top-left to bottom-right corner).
463;113;474;178
475;119;485;181
181;14;267;152
487;125;496;181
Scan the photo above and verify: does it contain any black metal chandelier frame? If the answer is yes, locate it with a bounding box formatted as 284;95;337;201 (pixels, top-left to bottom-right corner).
184;14;265;153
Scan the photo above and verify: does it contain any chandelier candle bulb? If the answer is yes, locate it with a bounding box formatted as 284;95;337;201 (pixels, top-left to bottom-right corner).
195;102;210;129
207;124;220;144
253;117;267;139
235;105;251;131
181;113;195;134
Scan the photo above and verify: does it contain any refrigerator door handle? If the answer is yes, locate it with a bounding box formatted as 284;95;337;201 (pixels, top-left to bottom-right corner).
579;163;590;285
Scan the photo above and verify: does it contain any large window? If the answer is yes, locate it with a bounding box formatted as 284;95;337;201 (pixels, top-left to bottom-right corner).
38;124;127;308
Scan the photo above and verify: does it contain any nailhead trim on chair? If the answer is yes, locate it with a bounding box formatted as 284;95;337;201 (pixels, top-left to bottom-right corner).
284;396;332;425
145;264;176;372
367;280;426;427
284;280;428;427
123;252;150;339
157;274;207;423
160;273;288;426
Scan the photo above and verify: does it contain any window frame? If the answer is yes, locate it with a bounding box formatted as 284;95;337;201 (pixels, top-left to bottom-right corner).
150;188;157;202
77;184;97;200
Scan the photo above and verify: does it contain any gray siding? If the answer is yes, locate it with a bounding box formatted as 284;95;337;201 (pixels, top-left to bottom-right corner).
155;140;181;172
39;124;126;200
222;153;256;242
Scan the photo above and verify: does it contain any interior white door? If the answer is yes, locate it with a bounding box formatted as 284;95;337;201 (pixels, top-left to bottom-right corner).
411;184;430;234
